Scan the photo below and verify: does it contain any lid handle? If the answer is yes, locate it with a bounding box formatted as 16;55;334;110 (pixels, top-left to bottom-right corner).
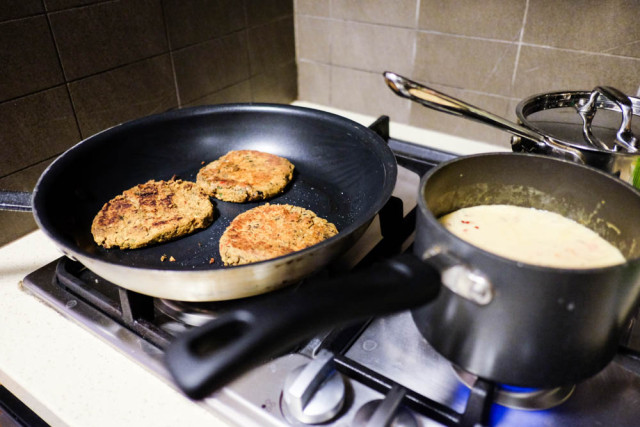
577;86;638;152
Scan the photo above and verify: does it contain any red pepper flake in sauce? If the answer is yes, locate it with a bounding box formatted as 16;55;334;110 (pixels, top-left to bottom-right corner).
169;256;176;262
160;254;167;262
209;257;215;264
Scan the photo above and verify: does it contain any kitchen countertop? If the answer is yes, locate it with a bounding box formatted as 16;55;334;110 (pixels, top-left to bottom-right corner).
0;103;502;426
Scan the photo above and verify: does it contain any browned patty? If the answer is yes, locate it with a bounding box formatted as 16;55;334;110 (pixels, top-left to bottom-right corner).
91;179;214;249
196;150;294;203
219;204;338;266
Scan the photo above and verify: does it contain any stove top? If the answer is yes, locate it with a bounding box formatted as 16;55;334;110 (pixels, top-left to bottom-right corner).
21;117;640;426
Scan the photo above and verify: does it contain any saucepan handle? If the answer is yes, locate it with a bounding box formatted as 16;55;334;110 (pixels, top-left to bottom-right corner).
164;254;441;399
0;191;33;212
383;71;586;164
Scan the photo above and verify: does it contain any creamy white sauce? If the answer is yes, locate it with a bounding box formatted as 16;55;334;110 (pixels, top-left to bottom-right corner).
438;205;625;269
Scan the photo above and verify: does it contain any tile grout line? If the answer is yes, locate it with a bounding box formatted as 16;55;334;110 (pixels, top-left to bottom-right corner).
328;0;334;105
511;0;530;93
409;0;421;121
159;1;181;108
412;0;420;70
41;6;83;140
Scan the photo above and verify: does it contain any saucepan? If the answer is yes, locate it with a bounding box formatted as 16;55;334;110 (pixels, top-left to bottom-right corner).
383;71;640;187
165;152;640;399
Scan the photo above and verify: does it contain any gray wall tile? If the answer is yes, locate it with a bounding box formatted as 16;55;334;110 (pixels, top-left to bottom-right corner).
0;0;44;21
414;33;518;96
296;16;331;62
251;62;297;103
164;0;246;49
44;0;106;12
246;0;293;27
297;61;331;105
514;46;640;99
248;17;295;76
69;55;177;137
332;0;417;27
0;210;37;247
418;0;526;41
0;87;79;176
184;81;253;107
331;67;411;122
49;0;167;80
525;0;640;58
295;0;330;17
174;32;251;104
331;20;415;75
0;16;64;102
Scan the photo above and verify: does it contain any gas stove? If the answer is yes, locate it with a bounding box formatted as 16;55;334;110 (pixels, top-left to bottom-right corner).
21;117;640;426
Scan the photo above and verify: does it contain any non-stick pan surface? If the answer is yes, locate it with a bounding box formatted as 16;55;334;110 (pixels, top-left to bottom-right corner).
31;104;397;301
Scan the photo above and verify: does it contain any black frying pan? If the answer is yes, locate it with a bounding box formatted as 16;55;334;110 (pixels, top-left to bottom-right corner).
1;104;397;301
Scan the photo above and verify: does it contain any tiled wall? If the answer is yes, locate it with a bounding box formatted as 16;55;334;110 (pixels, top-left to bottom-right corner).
0;0;296;247
5;0;640;247
295;0;640;148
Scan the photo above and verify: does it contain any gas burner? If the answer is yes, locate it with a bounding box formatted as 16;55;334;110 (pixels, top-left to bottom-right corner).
155;287;336;331
154;287;299;327
155;299;217;327
454;367;575;410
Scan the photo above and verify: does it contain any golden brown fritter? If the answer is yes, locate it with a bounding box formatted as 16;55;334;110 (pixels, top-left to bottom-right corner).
196;150;294;203
219;203;338;266
91;179;214;249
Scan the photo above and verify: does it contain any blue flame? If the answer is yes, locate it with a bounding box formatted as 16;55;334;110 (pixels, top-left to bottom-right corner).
498;384;539;393
487;385;552;426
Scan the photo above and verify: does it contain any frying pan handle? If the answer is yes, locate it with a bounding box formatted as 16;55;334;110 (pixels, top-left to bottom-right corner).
164;254;440;399
0;191;33;212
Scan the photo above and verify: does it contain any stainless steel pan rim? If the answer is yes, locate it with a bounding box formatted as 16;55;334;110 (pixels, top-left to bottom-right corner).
67;229;363;301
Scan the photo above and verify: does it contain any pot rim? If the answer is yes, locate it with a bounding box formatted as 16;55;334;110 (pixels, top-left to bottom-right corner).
417;152;640;272
515;90;640;157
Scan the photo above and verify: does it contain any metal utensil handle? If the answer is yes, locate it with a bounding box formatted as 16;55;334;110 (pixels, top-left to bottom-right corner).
0;191;33;212
383;71;586;164
577;86;638;152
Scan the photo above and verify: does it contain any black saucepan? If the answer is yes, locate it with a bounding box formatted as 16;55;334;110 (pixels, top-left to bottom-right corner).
0;104;397;301
165;153;640;399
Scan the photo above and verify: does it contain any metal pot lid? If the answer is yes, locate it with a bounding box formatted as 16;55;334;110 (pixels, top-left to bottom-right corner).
516;87;640;154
